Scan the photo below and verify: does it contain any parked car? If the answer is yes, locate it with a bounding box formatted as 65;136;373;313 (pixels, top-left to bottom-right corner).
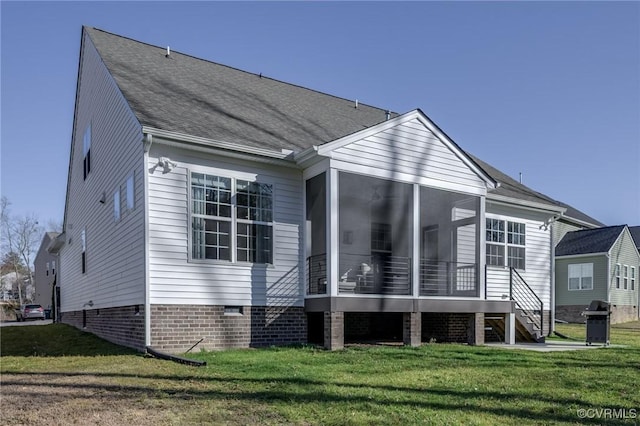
15;304;46;321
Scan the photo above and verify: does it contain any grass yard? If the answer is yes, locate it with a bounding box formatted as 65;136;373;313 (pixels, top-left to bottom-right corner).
1;322;639;425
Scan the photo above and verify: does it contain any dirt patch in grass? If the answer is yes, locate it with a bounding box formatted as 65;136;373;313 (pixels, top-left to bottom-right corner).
1;370;286;425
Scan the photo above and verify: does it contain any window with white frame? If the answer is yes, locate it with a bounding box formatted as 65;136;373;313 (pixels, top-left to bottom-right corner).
623;265;629;290
190;172;273;264
568;263;593;290
615;264;621;289
486;218;526;269
81;228;87;273
631;267;636;291
83;124;91;180
46;262;50;276
52;260;56;275
126;173;135;210
114;189;121;222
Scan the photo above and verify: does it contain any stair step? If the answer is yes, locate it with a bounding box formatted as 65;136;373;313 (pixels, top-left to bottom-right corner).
485;316;503;320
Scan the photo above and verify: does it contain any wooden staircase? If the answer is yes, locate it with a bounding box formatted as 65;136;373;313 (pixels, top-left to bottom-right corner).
485;268;545;343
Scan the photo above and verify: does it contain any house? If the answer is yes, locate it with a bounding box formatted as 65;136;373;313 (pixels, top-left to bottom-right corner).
629;226;640;251
1;272;21;302
52;27;601;352
33;232;60;314
555;225;640;324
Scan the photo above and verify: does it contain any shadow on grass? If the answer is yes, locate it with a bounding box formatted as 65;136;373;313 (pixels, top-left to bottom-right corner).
0;323;138;357
2;370;635;425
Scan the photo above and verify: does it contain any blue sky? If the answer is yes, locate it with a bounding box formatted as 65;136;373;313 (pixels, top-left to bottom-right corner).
2;1;639;228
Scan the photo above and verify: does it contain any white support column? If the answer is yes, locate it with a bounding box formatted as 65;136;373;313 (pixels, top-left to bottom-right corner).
327;169;339;297
412;184;420;298
479;196;486;299
505;312;516;345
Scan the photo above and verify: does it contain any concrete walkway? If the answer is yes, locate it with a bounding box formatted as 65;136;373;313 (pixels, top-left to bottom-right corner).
485;340;621;352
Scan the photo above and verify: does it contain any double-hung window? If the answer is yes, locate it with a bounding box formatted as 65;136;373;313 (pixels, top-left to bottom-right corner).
623;265;629;290
568;263;593;290
615;264;621;289
83;124;91;180
631;267;636;291
486;218;526;270
191;172;273;264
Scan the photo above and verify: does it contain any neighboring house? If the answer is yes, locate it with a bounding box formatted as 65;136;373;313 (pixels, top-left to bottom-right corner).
0;272;33;303
555;225;640;324
1;272;21;302
34;232;60;311
629;226;640;252
52;27;601;352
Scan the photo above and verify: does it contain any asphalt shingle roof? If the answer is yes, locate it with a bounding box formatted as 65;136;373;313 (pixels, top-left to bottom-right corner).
86;27;397;152
86;27;602;227
555;225;626;256
629;226;640;250
469;155;603;226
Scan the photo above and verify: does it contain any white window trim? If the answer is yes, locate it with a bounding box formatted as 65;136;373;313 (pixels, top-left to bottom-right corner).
187;168;275;266
126;172;135;211
568;262;593;291
623;265;629;290
82;123;92;180
486;216;526;270
114;189;121;222
615;263;621;289
631;266;636;291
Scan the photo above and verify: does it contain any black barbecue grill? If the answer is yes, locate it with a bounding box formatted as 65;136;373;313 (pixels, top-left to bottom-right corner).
582;300;610;346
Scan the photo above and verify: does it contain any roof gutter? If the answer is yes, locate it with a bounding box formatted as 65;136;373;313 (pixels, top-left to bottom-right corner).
47;232;66;254
487;193;566;216
142;126;298;167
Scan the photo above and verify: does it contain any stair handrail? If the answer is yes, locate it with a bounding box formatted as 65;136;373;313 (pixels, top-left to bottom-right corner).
509;267;544;336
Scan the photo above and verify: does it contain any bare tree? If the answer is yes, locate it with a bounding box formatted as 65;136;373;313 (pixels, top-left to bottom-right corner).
1;197;43;305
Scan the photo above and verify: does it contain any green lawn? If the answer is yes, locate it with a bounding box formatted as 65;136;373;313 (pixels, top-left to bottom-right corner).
1;322;639;425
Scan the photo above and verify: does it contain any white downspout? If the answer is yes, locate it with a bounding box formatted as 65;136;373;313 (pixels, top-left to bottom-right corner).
143;134;152;347
550;223;555;335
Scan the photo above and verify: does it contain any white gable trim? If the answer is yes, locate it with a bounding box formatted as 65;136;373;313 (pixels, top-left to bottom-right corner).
301;109;497;189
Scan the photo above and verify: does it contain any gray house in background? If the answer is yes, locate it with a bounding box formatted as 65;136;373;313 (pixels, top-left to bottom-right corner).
52;27;607;353
555;225;639;324
34;232;60;314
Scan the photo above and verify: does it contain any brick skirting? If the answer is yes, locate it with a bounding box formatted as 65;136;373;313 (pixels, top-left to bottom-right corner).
422;312;483;344
61;305;145;351
150;305;307;352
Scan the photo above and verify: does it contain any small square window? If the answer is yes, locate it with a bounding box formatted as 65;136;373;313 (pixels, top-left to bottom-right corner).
224;306;243;315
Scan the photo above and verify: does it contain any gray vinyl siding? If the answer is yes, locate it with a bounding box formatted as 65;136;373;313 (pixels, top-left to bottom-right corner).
331;118;487;194
147;144;303;307
552;220;587;248
59;33;145;312
608;229;640;307
485;203;552;307
555;255;607;305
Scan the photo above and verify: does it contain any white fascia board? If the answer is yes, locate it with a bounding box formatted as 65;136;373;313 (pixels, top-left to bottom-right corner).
555;252;609;260
47;232;66;254
559;215;602;229
142;126;298;168
306;109;498;189
487;194;566;216
609;226;640;260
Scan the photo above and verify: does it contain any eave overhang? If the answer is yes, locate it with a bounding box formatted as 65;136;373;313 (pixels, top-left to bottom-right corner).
142;126;299;168
47;232;66;255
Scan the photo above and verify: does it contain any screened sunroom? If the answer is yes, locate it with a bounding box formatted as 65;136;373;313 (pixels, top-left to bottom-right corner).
306;170;482;298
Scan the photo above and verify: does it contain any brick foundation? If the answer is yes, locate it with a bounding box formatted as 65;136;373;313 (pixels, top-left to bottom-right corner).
150;305;307;352
610;305;639;324
324;311;344;350
557;305;638;325
61;305;146;351
422;312;483;345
